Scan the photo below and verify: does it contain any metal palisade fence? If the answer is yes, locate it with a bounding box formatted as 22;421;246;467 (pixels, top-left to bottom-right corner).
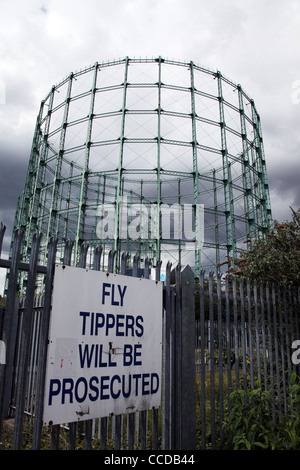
195;270;300;449
0;223;196;450
0;222;300;450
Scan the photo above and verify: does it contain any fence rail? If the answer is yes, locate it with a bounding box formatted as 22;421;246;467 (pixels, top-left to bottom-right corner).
0;222;300;450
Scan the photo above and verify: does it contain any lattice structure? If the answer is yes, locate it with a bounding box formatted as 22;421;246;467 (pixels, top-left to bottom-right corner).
13;57;272;276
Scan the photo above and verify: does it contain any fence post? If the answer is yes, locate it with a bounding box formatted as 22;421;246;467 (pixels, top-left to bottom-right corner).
179;265;196;449
152;260;162;450
12;232;42;449
0;229;23;437
162;261;172;450
32;236;58;449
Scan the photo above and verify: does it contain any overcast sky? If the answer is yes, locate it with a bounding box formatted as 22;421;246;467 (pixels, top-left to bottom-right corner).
0;0;300;260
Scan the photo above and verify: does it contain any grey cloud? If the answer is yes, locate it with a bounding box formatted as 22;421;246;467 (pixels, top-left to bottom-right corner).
0;149;29;249
0;0;299;246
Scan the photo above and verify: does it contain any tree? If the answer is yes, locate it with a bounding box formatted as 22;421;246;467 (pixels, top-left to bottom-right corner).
230;208;300;287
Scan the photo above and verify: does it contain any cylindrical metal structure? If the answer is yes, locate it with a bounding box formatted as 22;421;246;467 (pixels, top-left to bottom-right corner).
13;57;272;276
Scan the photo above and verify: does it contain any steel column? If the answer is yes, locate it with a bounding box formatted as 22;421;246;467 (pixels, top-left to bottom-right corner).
74;62;99;259
113;57;129;269
217;71;236;260
238;85;256;238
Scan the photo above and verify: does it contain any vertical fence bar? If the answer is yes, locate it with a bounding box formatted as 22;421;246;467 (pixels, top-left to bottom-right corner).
93;245;103;276
84;419;93;451
50;423;59;449
174;264;181;449
288;287;295;374
0;308;4;351
77;242;93;451
272;283;281;419
208;272;215;449
253;281;261;385
1;300;19;424
5;223;300;453
232;276;239;388
93;245;102;272
277;286;287;417
140;256;150;450
239;279;247;395
114;251;127;450
126;254;139;450
293;287;300;377
134;255;140;449
217;273;224;444
168;264;177;450
247;279;254;391
180;265;196;450
225;276;232;403
287;286;296;411
265;283;276;422
50;239;73;449
99;417;108;451
59;241;82;451
32;237;58;449
168;265;177;450
26;303;41;420
12;232;42;449
259;281;268;392
162;261;172;450
0;223;7;442
199;269;206;449
63;240;74;266
99;249;116;450
152;259;162;450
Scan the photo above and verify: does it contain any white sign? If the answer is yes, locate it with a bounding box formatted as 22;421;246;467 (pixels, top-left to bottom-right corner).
43;265;163;426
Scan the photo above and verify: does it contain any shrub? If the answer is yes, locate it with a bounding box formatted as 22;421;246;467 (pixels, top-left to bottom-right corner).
222;372;300;450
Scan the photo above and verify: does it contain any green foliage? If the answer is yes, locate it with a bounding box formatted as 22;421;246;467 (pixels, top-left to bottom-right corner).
231;208;300;287
223;372;300;450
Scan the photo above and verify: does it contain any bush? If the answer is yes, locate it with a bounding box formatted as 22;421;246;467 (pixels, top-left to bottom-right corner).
231;208;300;287
222;372;300;450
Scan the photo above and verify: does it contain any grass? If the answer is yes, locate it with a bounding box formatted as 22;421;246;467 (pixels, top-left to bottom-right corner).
0;369;266;450
196;369;245;449
0;409;160;450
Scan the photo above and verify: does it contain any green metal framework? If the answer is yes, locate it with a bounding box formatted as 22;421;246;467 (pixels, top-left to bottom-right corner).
12;57;272;277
